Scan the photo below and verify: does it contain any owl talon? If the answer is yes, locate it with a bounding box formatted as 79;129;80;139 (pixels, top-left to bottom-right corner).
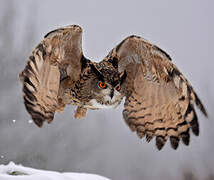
56;99;65;113
56;105;65;113
74;107;87;119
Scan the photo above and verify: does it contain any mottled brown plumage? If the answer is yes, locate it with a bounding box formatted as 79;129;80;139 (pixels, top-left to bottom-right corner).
19;25;207;150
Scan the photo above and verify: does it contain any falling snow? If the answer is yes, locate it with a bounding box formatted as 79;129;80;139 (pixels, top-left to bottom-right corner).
28;120;33;124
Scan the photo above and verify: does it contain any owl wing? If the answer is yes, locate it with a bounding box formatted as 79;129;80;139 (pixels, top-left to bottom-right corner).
109;35;207;150
19;25;83;127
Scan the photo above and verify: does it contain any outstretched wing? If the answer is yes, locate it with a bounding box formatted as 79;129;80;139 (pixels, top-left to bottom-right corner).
19;25;83;127
108;35;207;150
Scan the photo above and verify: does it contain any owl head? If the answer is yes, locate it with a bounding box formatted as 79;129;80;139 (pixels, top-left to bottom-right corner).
85;59;126;109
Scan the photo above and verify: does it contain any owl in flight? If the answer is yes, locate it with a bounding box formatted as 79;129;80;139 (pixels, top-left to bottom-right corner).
19;25;207;150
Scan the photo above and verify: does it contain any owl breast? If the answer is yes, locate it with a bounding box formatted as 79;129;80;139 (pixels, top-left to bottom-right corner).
83;89;124;110
88;99;120;109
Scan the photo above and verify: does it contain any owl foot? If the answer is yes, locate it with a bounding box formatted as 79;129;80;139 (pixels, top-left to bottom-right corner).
56;99;65;112
56;105;65;113
74;106;87;119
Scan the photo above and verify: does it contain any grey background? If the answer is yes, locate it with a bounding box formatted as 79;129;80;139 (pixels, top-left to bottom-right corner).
0;0;213;180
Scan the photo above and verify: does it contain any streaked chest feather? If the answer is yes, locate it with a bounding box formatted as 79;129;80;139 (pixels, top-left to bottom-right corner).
89;99;119;109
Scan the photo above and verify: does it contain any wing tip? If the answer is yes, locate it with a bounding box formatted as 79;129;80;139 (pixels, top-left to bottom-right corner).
33;117;54;127
170;136;180;150
19;71;24;82
44;24;82;38
193;92;208;117
23;92;55;128
156;136;166;150
33;119;44;128
197;101;208;118
31;114;54;128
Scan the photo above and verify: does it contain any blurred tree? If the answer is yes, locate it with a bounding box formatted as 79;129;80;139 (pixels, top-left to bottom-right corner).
0;0;37;124
0;0;49;169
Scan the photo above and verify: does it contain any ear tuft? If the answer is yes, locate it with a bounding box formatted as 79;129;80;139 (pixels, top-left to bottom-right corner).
81;56;90;70
120;71;127;84
109;57;118;69
90;64;104;81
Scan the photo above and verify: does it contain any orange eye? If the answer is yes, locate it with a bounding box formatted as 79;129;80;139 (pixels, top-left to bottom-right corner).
98;81;107;89
116;84;121;91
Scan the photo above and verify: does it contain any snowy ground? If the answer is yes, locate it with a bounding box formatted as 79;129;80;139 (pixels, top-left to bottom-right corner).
0;162;111;180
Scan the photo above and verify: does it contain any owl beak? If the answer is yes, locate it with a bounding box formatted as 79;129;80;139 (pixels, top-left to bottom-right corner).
110;90;114;99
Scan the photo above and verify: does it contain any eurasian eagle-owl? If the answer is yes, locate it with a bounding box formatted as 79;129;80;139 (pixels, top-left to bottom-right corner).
19;25;207;150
